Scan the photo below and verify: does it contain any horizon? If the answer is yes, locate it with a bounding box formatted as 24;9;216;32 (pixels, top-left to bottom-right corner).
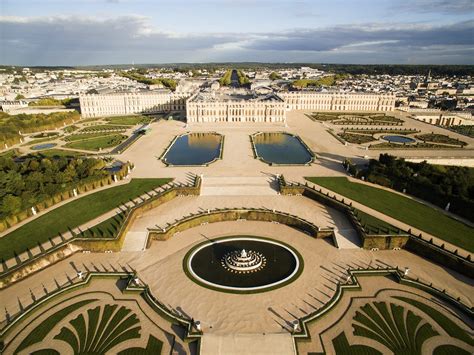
1;0;473;66
2;62;474;69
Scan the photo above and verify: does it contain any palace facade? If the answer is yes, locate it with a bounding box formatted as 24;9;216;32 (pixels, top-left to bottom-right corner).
280;92;395;112
79;90;188;118
186;92;286;123
79;89;396;120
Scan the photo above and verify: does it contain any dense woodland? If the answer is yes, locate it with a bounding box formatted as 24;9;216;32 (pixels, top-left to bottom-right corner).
292;74;347;88
360;154;474;222
120;70;177;90
0;155;107;217
0;111;80;146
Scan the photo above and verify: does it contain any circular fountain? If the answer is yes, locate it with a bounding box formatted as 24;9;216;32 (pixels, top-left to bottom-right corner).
221;249;267;273
184;236;303;293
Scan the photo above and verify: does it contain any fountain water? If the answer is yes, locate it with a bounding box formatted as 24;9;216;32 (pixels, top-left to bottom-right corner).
221;249;267;273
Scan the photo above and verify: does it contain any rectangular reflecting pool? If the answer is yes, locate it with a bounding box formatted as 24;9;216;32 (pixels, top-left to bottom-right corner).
162;132;223;166
251;132;314;165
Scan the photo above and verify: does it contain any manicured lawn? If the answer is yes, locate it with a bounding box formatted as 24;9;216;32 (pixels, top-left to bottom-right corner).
0;178;171;259
80;124;129;132
0;149;19;158
105;115;152;125
65;134;127;151
79;212;126;238
355;210;401;235
306;177;474;252
34;149;86;158
65;132;116;141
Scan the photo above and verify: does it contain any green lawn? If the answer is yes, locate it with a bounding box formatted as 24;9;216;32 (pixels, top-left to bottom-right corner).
105;115;152;125
0;178;171;259
34;149;86;158
64;134;127;151
306;177;474;252
80;124;129;132
79;212;126;238
65;132;116;141
355;210;401;235
0;149;19;158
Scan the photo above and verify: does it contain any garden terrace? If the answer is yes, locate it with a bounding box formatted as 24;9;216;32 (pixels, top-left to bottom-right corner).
64;134;128;151
147;208;334;242
294;269;474;354
447;125;474;138
359;154;474;223
309;112;403;125
64;132;120;141
0;272;201;354
343;128;419;135
415;133;467;147
305;176;474;253
0;177;203;287
0;178;171;260
337;132;377;144
103;115;152;125
79;124;130;132
369;141;463;149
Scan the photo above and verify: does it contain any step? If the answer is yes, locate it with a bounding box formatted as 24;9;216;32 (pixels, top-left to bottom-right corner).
200;333;294;355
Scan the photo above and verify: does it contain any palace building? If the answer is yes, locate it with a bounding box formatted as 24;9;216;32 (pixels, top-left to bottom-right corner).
185;91;286;123
79;88;396;120
79;90;188;118
280;92;395;112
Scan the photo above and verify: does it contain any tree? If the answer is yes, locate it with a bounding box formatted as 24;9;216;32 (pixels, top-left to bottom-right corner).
269;72;282;80
15;94;25;100
0;194;22;215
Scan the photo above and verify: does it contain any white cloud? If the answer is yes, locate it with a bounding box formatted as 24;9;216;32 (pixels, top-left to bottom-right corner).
0;15;473;65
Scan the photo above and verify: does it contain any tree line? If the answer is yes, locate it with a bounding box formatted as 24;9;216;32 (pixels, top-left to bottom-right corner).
359;154;474;222
292;74;347;88
120;70;177;90
0;111;80;146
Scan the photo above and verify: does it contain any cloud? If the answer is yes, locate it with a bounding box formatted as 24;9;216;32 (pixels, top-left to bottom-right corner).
395;0;474;14
0;15;473;65
242;21;474;52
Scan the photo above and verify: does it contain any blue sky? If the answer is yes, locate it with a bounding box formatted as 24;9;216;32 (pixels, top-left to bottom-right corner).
1;0;473;65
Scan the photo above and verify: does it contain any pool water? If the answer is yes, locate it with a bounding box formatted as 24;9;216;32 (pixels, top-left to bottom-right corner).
185;236;302;292
163;133;223;166
252;132;313;165
31;143;57;150
382;135;416;144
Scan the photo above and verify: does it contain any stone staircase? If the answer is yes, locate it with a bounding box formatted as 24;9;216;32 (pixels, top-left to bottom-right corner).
201;176;278;196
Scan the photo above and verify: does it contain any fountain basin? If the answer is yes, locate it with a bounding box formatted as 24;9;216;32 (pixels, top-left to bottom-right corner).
382;135;416;144
184;236;303;293
161;132;223;166
31;143;57;150
251;132;314;165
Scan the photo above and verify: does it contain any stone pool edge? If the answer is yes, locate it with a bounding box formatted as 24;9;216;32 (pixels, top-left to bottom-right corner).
250;131;316;167
159;132;225;167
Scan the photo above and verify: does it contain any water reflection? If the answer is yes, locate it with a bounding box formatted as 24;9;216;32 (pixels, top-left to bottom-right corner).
253;132;313;165
163;133;223;166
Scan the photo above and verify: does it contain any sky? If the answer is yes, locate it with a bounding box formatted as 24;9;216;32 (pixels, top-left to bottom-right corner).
0;0;473;66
